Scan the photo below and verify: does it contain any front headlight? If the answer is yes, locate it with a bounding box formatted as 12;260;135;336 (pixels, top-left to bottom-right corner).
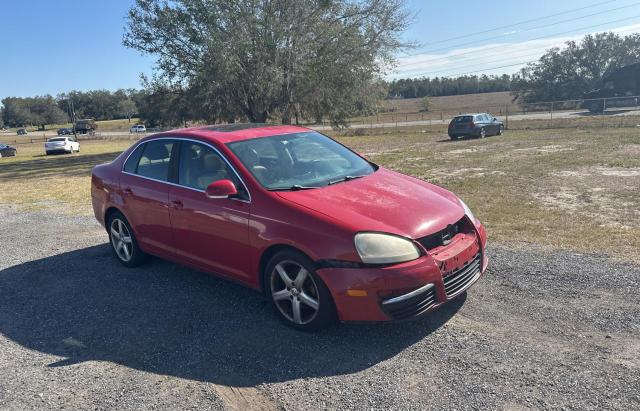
354;232;420;264
459;198;478;224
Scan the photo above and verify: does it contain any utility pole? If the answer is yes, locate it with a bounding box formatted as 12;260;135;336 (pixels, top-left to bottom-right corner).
67;99;77;137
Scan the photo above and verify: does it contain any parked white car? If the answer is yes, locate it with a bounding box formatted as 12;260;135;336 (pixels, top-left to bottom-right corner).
45;136;80;155
129;124;147;133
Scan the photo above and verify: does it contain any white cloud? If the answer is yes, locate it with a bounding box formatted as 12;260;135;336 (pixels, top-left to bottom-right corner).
389;23;640;79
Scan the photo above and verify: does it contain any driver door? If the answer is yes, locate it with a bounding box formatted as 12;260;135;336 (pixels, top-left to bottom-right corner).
168;140;253;282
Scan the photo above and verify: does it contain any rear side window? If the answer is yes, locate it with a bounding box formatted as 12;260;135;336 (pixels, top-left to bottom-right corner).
123;143;146;173
136;140;174;182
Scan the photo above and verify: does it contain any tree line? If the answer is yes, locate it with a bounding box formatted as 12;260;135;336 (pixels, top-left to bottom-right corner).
387;74;513;99
0;90;141;129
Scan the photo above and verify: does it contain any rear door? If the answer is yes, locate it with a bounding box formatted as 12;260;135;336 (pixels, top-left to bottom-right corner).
120;139;177;256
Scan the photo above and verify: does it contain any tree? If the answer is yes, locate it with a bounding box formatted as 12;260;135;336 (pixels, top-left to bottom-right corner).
118;99;138;122
512;32;640;102
124;0;411;125
420;96;430;112
1;98;32;127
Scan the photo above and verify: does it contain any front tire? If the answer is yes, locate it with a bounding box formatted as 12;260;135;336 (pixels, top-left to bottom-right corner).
498;125;504;135
265;250;337;331
107;212;147;267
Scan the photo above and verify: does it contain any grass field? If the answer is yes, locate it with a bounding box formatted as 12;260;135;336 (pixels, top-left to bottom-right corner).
1;127;638;263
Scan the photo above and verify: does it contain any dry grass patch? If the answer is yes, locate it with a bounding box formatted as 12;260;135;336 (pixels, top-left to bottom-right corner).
0;140;133;215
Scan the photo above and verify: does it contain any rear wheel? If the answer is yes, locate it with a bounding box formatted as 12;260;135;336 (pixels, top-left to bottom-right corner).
479;128;486;138
266;250;336;331
107;212;147;267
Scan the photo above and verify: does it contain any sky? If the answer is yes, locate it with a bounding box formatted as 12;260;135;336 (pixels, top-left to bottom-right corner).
1;0;640;99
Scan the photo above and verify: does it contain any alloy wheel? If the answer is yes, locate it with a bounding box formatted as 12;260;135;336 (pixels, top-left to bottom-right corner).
480;128;486;138
270;260;320;325
110;218;133;262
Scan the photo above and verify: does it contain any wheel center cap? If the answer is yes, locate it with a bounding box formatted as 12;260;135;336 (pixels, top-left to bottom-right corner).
290;288;300;296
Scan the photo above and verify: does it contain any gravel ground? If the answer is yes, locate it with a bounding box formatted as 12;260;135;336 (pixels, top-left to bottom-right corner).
0;205;638;410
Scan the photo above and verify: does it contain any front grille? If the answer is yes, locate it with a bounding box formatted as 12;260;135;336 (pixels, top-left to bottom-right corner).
381;284;438;320
443;253;482;297
417;217;468;251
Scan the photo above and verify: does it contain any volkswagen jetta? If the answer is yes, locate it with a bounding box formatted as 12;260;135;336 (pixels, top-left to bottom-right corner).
91;124;488;330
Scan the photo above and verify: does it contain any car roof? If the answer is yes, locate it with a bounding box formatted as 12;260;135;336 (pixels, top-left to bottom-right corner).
454;113;485;117
150;123;310;144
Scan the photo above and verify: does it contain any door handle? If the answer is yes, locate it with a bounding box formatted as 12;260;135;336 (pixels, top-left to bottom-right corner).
123;187;133;196
171;199;183;209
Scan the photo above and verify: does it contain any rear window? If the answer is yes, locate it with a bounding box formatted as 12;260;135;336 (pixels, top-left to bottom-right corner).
453;116;473;123
48;138;66;142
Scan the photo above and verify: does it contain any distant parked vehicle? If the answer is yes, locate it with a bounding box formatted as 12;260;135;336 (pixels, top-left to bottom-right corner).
0;144;17;158
17;128;28;135
129;124;147;133
582;62;640;113
448;113;504;140
45;136;80;155
74;119;97;135
57;128;73;135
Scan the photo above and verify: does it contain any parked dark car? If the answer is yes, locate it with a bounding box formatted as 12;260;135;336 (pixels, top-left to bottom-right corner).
448;113;504;140
17;128;28;136
0;144;17;158
57;128;73;135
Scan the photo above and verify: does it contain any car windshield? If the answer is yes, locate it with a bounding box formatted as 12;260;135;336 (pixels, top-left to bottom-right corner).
49;138;66;142
227;131;376;190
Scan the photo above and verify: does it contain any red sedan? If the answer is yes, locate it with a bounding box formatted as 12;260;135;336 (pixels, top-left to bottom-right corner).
91;124;488;331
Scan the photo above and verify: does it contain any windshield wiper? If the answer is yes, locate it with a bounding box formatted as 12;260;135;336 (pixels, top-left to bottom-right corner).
268;184;320;191
328;175;366;185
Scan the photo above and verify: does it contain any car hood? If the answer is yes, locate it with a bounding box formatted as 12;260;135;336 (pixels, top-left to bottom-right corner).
275;168;465;239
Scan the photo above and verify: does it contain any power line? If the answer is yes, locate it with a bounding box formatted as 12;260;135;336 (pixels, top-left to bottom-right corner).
440;61;535;78
397;14;640;68
410;1;640;56
398;20;640;80
403;0;619;56
395;24;640;76
402;52;547;77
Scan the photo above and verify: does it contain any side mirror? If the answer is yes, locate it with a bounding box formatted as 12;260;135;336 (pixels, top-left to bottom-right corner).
205;179;238;199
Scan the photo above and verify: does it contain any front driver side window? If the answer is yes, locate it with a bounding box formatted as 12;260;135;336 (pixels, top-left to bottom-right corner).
178;142;247;199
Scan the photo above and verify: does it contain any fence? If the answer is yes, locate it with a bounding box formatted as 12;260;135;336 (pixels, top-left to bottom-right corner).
315;95;640;131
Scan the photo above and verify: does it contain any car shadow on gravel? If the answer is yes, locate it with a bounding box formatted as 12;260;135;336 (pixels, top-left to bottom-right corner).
0;244;464;387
